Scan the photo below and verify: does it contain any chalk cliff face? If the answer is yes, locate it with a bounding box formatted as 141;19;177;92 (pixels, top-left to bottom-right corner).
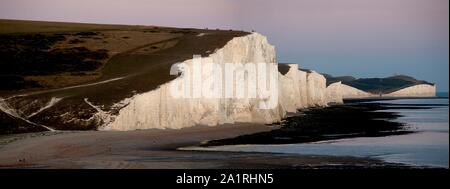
325;82;344;104
324;74;437;98
332;83;436;99
340;84;375;99
278;64;301;113
306;71;328;107
104;34;339;131
384;84;436;97
325;83;436;99
104;33;284;130
278;64;330;112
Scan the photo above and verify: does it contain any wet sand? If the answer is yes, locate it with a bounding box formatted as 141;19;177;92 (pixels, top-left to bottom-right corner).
0;123;402;169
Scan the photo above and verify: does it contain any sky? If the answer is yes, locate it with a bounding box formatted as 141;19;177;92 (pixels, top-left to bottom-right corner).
1;0;448;91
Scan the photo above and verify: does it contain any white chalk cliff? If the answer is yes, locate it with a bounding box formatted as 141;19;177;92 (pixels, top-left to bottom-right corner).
103;33;341;131
339;84;376;99
384;84;436;97
105;33;281;130
332;83;436;99
102;33;437;131
325;82;344;104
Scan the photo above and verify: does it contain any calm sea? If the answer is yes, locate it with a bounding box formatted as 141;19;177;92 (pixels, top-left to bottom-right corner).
196;98;449;168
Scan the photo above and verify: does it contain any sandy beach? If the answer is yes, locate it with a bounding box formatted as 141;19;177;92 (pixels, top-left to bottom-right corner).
0;123;400;169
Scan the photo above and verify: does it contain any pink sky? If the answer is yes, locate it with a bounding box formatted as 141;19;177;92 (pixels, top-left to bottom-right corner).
1;0;448;91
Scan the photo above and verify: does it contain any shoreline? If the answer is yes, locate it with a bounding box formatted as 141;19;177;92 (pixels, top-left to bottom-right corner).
199;103;415;147
343;96;448;103
0;97;447;169
0;123;417;169
185;98;448;169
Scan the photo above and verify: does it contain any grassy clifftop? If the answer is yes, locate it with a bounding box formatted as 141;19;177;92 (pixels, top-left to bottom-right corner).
0;19;248;94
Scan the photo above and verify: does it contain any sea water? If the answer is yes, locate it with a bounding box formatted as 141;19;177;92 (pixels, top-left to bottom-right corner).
199;98;449;168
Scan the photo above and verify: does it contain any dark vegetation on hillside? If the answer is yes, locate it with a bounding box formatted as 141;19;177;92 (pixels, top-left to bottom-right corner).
324;74;433;94
298;68;312;73
0;111;48;134
324;74;356;85
73;32;99;36
169;29;197;34
278;64;291;75
0;33;109;90
0;75;41;90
